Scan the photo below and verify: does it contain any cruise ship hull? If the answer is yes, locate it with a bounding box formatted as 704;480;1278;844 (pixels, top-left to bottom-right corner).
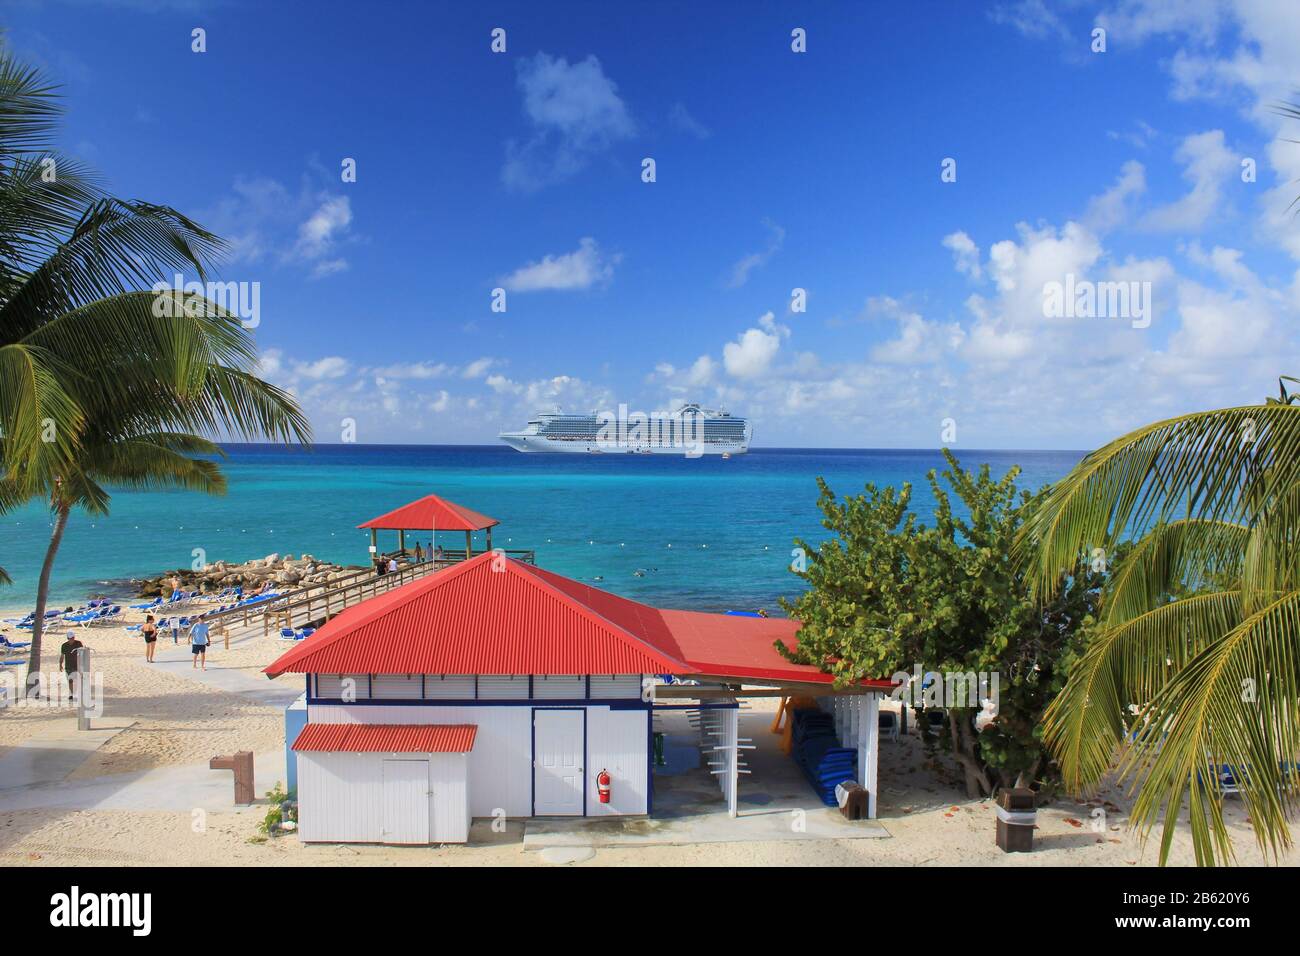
499;434;748;455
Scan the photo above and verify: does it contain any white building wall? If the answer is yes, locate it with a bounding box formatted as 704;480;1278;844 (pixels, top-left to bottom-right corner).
585;706;650;816
297;751;470;844
307;699;650;818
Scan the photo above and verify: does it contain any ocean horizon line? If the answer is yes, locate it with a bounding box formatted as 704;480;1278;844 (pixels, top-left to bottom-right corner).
211;440;1094;455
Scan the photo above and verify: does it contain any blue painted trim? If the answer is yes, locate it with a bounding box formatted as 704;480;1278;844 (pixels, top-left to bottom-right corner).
531;706;587;817
647;712;655;816
306;696;649;709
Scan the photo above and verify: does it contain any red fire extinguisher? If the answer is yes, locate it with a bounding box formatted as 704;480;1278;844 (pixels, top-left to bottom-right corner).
596;769;611;804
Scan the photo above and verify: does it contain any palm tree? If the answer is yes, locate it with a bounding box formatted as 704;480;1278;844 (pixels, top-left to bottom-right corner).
1017;379;1300;865
0;50;311;687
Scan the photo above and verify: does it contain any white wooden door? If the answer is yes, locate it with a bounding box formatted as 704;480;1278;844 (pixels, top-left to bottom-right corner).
381;759;429;843
534;709;584;815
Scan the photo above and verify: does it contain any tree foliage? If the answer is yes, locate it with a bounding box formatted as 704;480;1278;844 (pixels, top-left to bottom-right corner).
781;449;1103;798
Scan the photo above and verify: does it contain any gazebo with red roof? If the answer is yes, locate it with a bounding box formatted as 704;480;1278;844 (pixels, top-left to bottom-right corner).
357;492;500;561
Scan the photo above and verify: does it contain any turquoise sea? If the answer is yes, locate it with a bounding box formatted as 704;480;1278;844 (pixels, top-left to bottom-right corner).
0;445;1084;613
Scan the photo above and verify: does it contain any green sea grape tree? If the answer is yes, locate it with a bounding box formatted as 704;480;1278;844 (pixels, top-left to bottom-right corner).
780;449;1104;798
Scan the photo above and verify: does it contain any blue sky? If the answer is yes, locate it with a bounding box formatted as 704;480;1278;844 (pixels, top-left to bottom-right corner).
7;0;1300;447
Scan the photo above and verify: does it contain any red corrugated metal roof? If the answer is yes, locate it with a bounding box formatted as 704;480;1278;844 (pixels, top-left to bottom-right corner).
292;723;478;753
264;552;688;677
266;552;891;689
357;493;499;532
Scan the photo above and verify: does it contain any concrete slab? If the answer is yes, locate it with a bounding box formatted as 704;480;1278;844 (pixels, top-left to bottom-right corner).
0;717;133;793
149;654;301;706
0;748;286;813
522;708;889;850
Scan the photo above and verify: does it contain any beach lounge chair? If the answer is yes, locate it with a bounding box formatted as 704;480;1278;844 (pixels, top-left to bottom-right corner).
879;710;900;742
131;597;163;611
923;709;946;735
1;636;32;650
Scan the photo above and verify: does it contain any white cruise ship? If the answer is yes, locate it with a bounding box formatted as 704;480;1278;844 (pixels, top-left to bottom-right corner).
499;403;751;456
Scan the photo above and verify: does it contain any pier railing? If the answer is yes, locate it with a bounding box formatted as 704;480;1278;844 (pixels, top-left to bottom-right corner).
204;548;536;643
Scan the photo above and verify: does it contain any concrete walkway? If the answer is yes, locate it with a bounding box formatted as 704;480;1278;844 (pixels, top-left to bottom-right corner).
0;717;133;793
0;748;286;813
148;647;302;706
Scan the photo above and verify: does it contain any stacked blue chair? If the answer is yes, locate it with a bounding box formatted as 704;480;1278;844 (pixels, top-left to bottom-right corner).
790;708;858;806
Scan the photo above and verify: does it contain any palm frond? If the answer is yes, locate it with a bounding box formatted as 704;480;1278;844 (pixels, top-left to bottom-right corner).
1102;519;1250;627
1016;404;1300;600
1122;588;1300;866
1043;590;1243;794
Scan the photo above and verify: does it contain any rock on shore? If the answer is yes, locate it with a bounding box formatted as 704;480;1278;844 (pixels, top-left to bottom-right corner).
135;553;365;597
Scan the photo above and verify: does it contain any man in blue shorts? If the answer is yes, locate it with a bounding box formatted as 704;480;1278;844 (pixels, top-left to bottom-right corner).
188;618;211;670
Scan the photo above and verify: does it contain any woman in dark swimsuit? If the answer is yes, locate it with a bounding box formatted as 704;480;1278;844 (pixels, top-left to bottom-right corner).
142;614;158;662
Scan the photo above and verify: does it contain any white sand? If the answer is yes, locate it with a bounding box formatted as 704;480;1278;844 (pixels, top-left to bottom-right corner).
1;603;1296;867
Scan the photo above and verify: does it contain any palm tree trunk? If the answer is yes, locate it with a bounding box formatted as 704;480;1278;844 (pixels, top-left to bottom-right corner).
26;503;70;698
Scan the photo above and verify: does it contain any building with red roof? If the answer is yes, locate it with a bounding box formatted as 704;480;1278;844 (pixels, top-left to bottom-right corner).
269;552;886;845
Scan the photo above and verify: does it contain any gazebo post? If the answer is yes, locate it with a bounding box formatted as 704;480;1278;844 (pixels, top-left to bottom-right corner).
399;530;406;556
465;529;472;560
486;527;493;552
369;528;377;558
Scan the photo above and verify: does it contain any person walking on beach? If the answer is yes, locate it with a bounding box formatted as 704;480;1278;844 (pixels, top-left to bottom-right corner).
141;614;158;662
188;618;210;670
59;631;85;699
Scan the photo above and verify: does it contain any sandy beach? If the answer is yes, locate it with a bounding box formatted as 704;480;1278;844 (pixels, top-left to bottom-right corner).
1;601;1295;868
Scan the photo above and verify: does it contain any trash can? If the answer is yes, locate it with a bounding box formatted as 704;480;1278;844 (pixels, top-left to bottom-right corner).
835;781;870;821
995;787;1036;852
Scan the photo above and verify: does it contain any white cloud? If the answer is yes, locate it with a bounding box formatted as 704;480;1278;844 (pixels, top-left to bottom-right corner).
1084;160;1147;234
1140;130;1237;232
722;312;789;379
942;231;983;280
726;220;785;288
668;102;710;139
499;238;619;292
867;297;965;365
462;357;498;379
502;53;635;191
202;175;355;279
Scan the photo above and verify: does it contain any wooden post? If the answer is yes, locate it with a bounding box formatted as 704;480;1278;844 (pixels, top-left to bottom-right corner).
399;530;406;555
486;527;493;552
369;528;377;558
465;530;472;559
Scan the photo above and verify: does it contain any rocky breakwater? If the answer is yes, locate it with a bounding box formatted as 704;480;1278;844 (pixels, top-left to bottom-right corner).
135;553;365;598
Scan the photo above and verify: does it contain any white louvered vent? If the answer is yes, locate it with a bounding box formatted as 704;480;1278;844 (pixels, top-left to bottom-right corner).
532;675;585;699
371;674;423;699
588;675;644;700
422;675;477;699
315;674;371;700
476;675;530;700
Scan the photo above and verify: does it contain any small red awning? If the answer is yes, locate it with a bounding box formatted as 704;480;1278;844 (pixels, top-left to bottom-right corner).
357;494;499;532
292;723;477;753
